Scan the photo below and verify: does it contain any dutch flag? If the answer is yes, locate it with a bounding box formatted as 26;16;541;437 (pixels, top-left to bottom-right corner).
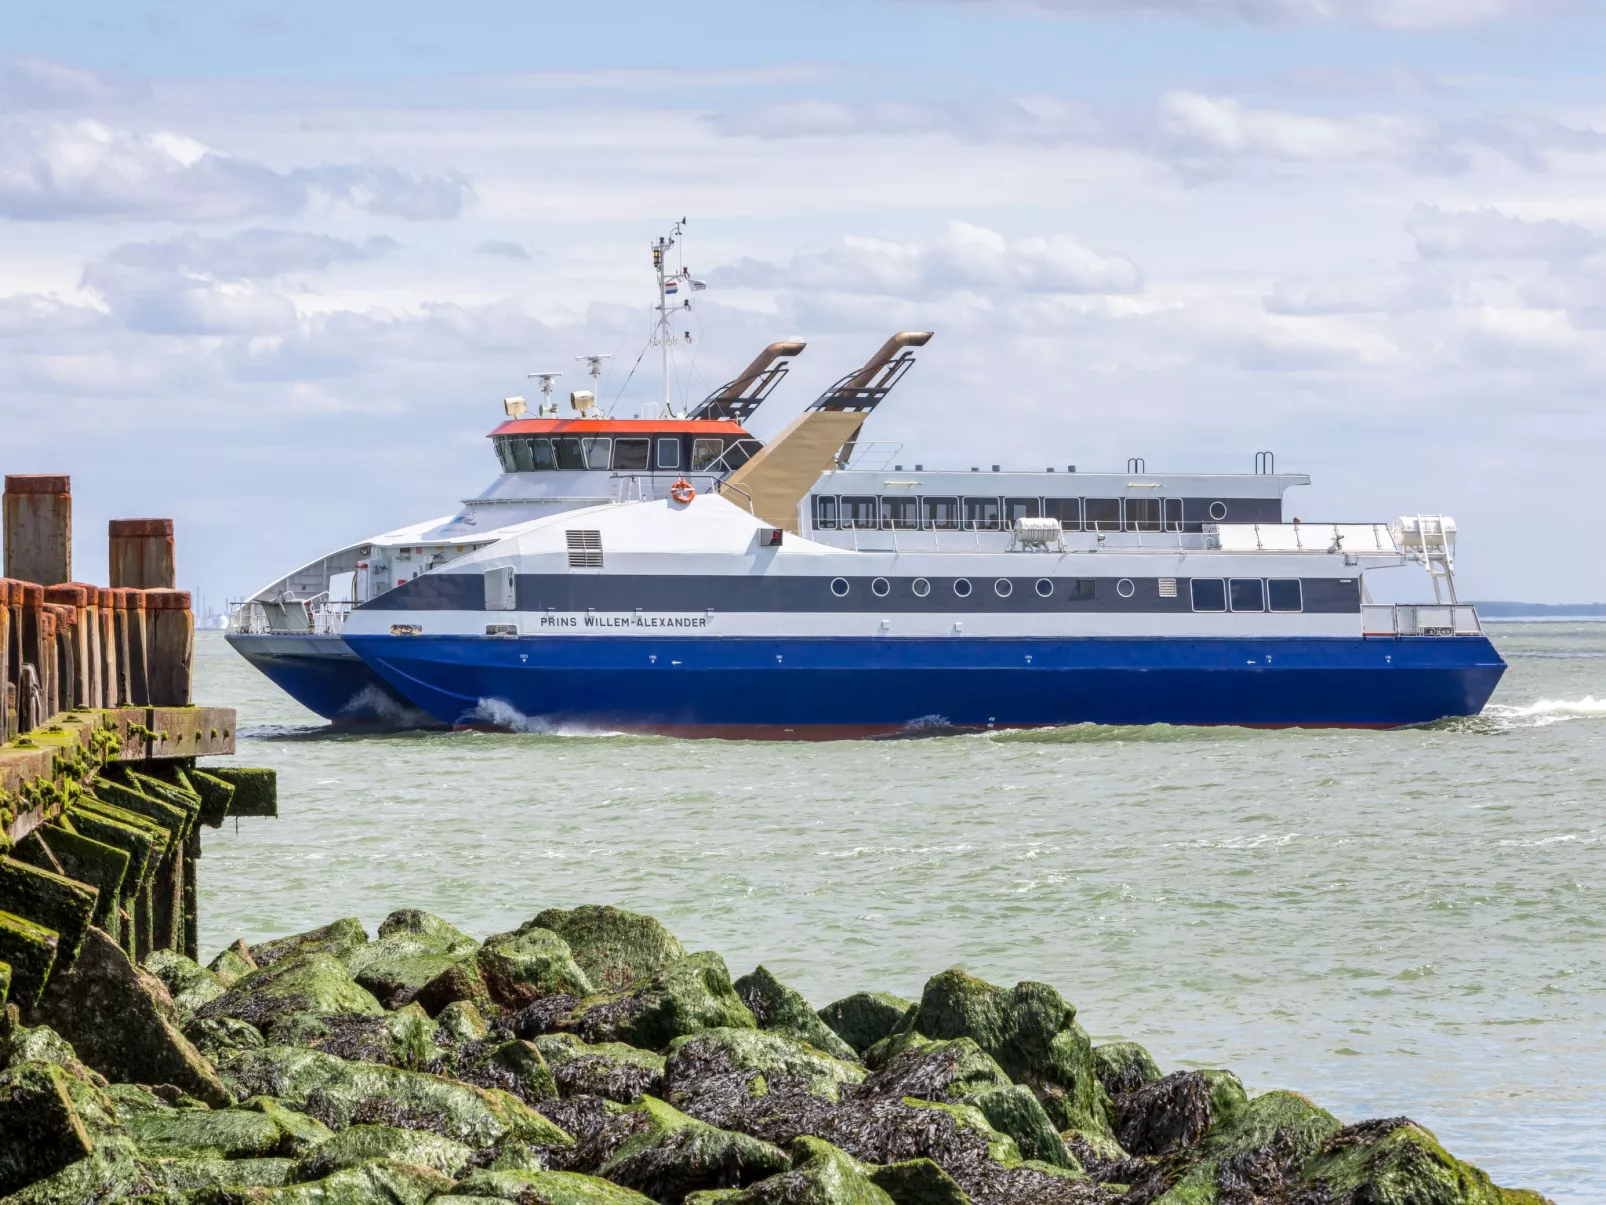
664;280;679;295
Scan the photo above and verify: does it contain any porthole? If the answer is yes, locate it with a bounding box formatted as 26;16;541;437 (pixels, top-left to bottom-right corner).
912;578;931;598
872;577;890;598
1116;578;1136;598
953;578;973;598
994;578;1013;598
1209;501;1228;521
1035;578;1054;598
830;577;850;597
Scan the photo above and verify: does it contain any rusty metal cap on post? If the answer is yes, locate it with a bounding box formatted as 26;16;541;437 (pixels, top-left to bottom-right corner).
44;585;88;608
142;588;189;611
3;474;70;495
108;518;174;538
0;579;11;604
20;583;43;605
97;587;115;608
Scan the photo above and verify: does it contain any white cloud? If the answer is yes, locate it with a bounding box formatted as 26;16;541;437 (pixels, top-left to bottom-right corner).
0;55;150;109
477;239;532;261
1157;91;1425;161
0;118;474;222
1407;204;1604;263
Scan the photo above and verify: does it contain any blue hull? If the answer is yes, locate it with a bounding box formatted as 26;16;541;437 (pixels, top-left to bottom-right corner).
343;634;1507;737
226;634;443;728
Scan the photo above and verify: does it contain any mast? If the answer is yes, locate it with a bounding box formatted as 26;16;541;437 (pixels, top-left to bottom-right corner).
650;218;697;417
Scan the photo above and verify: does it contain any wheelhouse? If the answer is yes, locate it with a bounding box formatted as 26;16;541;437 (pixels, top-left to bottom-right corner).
490;418;761;476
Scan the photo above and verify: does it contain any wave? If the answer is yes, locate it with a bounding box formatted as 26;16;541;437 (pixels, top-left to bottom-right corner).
1478;696;1606;729
464;697;627;738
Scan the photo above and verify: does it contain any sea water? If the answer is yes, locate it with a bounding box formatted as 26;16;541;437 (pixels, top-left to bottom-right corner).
194;624;1604;1201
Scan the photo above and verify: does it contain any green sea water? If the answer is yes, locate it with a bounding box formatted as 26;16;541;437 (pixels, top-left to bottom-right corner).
194;623;1604;1201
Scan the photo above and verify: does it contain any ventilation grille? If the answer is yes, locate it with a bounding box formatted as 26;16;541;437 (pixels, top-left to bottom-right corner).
1158;578;1178;598
566;530;603;568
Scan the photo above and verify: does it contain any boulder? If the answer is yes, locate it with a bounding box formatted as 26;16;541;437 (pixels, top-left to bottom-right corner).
1299;1116;1556;1205
157;1155;297;1190
290;1121;472;1180
0;910;58;1010
341;910;480;1008
733;966;859;1063
207;939;257;988
185;1016;267;1066
555;953;757;1052
299;1004;446;1070
682;1136;897;1205
437;1001;491;1044
532;1032;665;1103
449;1168;658;1203
438;1038;560;1105
1091;1041;1162;1100
911;970;1109;1136
196;951;386;1038
224;1045;573;1150
478;925;595;1008
663;1026;866;1127
414;958;495;1019
551;1094;791;1203
182;1158;454;1203
27;926;231;1106
238;1095;336;1155
0;1061;94;1195
816;992;914;1058
1112;1069;1247;1158
122;1106;285;1159
531;906;686;992
248;917;369;969
143;949;226;1022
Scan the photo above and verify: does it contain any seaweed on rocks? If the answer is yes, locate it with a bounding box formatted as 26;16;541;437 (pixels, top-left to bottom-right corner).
531;906;687;993
733;967;860;1064
816;992;914;1059
534;1033;666;1103
1112;1070;1248;1159
1092;1042;1163;1100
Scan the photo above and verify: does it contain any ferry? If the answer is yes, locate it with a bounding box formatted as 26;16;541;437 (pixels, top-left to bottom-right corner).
336;338;1506;736
227;222;805;724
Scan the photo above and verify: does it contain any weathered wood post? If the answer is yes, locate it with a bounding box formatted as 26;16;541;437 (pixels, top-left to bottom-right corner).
98;587;117;708
108;519;176;590
38;605;58;719
2;474;72;586
0;578;12;742
144;589;193;706
110;589;132;706
72;583;102;709
44;586;91;709
126;589;151;705
46;603;77;711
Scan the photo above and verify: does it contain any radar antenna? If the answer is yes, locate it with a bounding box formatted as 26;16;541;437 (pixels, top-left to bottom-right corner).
650;219;706;417
575;354;613;408
526;371;565;417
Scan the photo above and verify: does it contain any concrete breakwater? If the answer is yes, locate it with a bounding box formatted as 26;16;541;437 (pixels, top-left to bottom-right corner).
0;903;1553;1204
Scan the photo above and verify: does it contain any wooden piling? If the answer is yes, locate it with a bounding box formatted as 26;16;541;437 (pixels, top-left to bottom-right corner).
44;587;90;710
2;475;72;587
125;590;151;706
72;584;102;711
143;590;192;707
108;519;176;590
97;588;116;709
0;579;11;743
110;590;133;707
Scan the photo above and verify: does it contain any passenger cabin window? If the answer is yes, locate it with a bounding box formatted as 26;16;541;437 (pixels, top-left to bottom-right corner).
1267;579;1303;613
1126;498;1161;532
691;438;724;471
963;496;1002;531
842;496;877;529
656;437;680;469
1004;497;1040;525
1230;578;1266;612
581;437;612;470
881;496;919;529
1191;579;1226;612
554;437;586;471
814;496;839;530
1084;498;1121;531
613;438;650;471
923;497;960;530
1043;498;1081;531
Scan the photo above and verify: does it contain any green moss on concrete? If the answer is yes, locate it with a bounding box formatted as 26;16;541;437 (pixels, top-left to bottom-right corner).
435;1001;489;1043
477;924;593;1008
248;918;367;969
0;960;8;1010
90;780;188;844
0;909;58;1009
1152;1089;1343;1205
154;1155;297;1190
144;950;225;1022
238;1095;334;1156
530;905;686;992
182;1157;454;1203
0;1061;94;1195
734;966;859;1063
1092;1040;1163;1098
185;1016;266;1066
450;1168;658;1204
864;1157;970;1205
205;766;278;818
413;957;492;1019
816;992;914;1058
187;770;236;829
291;1122;472;1180
571;951;756;1052
0;856;96;974
32;827;128;942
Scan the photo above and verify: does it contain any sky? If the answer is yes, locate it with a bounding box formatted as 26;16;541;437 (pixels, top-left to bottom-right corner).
5;0;1606;605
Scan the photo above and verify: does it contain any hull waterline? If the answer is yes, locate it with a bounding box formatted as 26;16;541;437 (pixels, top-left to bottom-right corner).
226;633;444;729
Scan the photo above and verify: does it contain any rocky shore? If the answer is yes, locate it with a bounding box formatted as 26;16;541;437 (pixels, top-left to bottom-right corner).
0;904;1551;1204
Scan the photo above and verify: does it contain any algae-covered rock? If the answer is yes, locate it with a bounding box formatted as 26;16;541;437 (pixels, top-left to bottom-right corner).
0;1061;95;1195
290;1121;472;1180
911;969;1109;1136
1140;1088;1342;1205
1113;1068;1247;1158
224;1045;572;1150
478;925;594;1008
301;1005;446;1070
450;1168;658;1203
0;1137;151;1205
436;1001;491;1044
239;1096;335;1155
440;1038;559;1106
144;950;226;1023
1091;1040;1162;1100
816;993;914;1059
663;1026;866;1124
208;940;258;989
551;1094;791;1202
532;1033;664;1103
414;958;495;1020
197;952;386;1037
181;1157;453;1203
530;906;686;992
249;918;369;969
341;910;480;1009
558;953;756;1052
124;1106;285;1159
186;1016;267;1066
733;967;859;1064
28;927;231;1107
1300;1116;1555;1205
155;1155;297;1190
684;1135;896;1205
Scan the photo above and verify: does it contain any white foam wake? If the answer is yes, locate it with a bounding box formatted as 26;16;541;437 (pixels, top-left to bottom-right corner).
1484;696;1606;727
467;697;624;737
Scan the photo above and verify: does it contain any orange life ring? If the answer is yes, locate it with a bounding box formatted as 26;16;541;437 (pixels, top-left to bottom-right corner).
670;478;695;504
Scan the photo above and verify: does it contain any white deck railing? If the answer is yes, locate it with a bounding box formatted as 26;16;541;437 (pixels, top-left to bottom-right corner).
1362;603;1483;636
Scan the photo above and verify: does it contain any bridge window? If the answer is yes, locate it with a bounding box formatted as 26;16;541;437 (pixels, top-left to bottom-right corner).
1164;498;1183;532
613;439;650;471
923;496;960;530
581;437;612;470
494;438;517;472
814;496;839;530
1267;579;1303;613
656;437;680;469
1191;578;1226;612
1044;498;1081;531
1084;498;1121;531
881;496;920;529
554;437;586;471
531;439;557;470
511;439;537;472
1126;498;1161;532
1005;497;1040;524
842;496;877;529
963;496;1002;531
691;438;724;471
1230;578;1266;612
